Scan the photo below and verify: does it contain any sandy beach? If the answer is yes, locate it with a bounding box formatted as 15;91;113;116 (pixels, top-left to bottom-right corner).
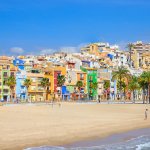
0;103;150;150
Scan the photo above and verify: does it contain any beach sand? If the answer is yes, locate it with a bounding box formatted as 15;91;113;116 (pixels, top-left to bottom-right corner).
0;103;150;150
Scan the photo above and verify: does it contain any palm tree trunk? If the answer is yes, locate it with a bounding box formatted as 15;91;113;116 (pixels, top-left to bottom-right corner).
148;84;150;104
119;77;122;102
133;90;135;104
142;88;145;104
26;88;29;103
44;87;47;102
120;90;122;102
146;87;148;104
10;89;12;102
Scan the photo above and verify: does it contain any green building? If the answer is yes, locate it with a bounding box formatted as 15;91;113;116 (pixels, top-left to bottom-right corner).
81;67;97;100
0;64;10;101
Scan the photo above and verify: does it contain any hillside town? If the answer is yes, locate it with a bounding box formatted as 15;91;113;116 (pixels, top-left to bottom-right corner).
0;41;150;103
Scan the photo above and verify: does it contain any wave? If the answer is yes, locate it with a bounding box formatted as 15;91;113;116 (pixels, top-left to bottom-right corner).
25;135;150;150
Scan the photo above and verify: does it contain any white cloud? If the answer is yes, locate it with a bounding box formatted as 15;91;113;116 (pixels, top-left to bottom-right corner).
116;41;129;51
60;43;87;53
60;47;78;53
40;48;57;55
39;43;88;55
10;47;24;54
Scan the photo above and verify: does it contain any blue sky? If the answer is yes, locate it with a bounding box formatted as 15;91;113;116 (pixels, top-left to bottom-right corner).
0;0;150;55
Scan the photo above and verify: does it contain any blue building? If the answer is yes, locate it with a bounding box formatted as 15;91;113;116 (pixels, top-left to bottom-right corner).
13;58;27;100
13;58;25;70
16;71;27;101
62;86;70;100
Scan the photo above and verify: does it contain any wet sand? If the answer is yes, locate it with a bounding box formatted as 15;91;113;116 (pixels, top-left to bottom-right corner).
0;103;150;150
66;128;150;148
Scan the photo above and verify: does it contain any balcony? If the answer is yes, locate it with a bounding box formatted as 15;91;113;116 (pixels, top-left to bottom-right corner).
80;77;84;80
38;88;44;91
3;75;8;78
3;89;9;94
20;90;26;93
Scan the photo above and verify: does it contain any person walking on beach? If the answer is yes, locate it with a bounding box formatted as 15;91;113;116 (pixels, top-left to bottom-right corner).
145;109;148;120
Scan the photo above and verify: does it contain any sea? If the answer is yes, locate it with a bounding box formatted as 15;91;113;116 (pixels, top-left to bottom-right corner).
25;128;150;150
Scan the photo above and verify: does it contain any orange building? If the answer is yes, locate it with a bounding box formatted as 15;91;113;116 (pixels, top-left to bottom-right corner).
43;66;66;100
76;71;87;93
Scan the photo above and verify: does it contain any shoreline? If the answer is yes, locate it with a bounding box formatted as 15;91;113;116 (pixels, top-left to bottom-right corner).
65;127;150;148
25;127;150;149
24;126;150;150
0;103;150;150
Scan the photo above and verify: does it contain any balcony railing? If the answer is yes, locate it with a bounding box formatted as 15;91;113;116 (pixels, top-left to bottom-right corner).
3;75;8;78
80;77;84;80
20;90;26;93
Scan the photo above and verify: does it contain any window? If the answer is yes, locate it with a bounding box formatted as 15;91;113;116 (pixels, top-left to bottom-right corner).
3;89;9;93
31;86;36;90
10;72;15;76
21;86;24;89
7;65;10;69
3;72;8;77
80;74;84;80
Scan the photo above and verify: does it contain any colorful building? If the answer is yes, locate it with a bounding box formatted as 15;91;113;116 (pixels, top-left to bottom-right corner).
16;70;27;101
43;66;66;100
81;67;98;100
0;60;17;101
27;70;45;102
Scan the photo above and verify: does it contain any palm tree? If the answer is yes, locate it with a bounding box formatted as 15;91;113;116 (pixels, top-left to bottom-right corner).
104;80;110;90
6;76;16;102
138;76;148;104
139;71;150;103
128;76;140;103
24;78;32;102
127;43;134;67
76;81;83;91
117;80;127;100
112;66;130;101
104;80;110;100
41;78;50;101
91;82;98;100
57;75;66;100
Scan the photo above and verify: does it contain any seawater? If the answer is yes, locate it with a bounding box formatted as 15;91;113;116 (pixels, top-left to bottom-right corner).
25;135;150;150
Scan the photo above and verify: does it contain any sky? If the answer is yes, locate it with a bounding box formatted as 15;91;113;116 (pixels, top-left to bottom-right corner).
0;0;150;55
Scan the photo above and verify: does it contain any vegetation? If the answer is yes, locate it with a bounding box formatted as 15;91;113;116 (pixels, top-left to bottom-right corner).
57;75;65;87
112;66;130;101
57;75;66;99
117;80;127;99
91;82;98;90
24;78;32;102
76;81;83;91
104;80;110;90
41;78;50;101
128;76;140;103
139;71;150;103
6;76;16;102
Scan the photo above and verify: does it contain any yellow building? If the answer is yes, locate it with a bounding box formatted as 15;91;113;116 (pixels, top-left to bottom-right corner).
142;52;150;71
27;72;45;102
0;56;18;101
